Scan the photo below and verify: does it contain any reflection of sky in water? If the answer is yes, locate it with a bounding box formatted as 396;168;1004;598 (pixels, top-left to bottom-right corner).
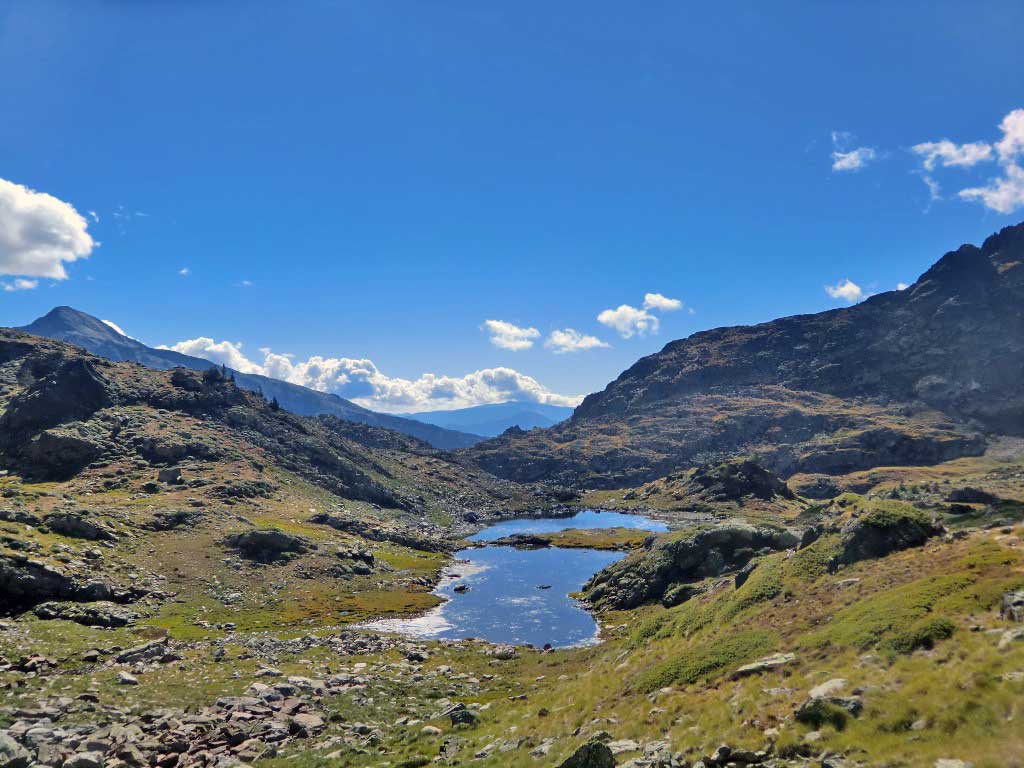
469;509;667;542
367;545;624;648
364;512;664;648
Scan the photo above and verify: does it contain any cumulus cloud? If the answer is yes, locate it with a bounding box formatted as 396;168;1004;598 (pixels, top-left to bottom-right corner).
959;158;1024;213
482;319;540;351
179;268;190;277
913;109;1024;214
597;304;659;338
825;278;864;303
544;328;610;354
159;337;265;374
897;282;909;291
911;140;993;171
643;292;683;311
1;278;39;292
159;336;581;412
0;177;95;279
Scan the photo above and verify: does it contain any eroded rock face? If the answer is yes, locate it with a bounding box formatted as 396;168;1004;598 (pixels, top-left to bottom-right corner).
583;524;799;611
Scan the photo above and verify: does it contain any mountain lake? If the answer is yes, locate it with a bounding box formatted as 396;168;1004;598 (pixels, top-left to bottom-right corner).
364;510;668;648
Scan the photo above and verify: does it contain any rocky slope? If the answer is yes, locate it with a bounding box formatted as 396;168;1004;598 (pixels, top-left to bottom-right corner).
467;222;1024;489
17;307;483;450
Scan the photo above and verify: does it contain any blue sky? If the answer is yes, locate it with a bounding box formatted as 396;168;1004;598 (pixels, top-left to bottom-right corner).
2;1;1024;411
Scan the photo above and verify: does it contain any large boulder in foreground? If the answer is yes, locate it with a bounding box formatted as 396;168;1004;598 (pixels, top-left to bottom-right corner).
583;524;799;611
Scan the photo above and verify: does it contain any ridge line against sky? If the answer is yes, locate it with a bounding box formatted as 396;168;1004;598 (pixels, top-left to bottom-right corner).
2;3;1024;411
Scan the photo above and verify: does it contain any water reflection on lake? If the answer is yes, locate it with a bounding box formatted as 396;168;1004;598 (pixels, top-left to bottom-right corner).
364;510;666;647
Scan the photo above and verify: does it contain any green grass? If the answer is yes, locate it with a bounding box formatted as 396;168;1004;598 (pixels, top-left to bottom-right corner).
633;629;777;692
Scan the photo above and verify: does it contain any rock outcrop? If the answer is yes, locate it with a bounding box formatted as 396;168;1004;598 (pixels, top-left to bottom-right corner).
583;524;799;611
223;529;312;563
0;554;130;610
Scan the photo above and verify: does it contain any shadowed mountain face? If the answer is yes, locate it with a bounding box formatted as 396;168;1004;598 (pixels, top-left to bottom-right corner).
16;307;482;451
466;222;1024;488
408;402;574;437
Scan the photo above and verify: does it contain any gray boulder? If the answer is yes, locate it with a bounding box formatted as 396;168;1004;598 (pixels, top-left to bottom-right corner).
0;732;31;768
557;741;616;768
43;511;117;541
224;529;312;563
1002;590;1024;623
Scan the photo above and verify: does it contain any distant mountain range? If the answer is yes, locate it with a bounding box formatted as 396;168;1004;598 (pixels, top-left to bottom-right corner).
15;307;482;451
409;402;573;438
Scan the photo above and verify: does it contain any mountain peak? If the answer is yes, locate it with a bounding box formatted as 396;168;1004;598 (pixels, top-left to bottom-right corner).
22;306;125;341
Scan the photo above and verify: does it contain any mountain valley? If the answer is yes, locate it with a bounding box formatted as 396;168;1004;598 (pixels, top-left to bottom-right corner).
1;224;1023;768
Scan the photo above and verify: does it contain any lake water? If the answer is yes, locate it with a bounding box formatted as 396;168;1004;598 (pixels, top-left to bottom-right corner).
364;510;667;648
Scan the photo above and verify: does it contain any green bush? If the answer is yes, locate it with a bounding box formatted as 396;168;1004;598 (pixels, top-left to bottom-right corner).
886;616;956;654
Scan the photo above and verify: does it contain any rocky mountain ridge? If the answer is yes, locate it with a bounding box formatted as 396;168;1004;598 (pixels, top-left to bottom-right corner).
466;222;1024;489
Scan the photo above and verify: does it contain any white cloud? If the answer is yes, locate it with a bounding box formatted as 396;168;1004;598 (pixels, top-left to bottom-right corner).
914;109;1024;214
0;177;95;279
101;319;130;337
911;140;993;171
959;159;1024;214
643;292;683;312
919;173;942;201
544;328;610;354
830;131;877;172
995;108;1024;161
597;304;659;338
896;282;909;291
1;278;39;292
178;268;190;277
159;335;580;411
240;279;253;287
825;278;864;303
158;337;265;374
482;319;540;351
831;147;877;172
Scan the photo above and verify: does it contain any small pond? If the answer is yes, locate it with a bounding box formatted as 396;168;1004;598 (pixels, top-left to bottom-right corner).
364;509;667;648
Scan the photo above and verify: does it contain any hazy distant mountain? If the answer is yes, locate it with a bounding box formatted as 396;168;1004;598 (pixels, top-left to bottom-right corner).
16;307;483;450
408;401;574;437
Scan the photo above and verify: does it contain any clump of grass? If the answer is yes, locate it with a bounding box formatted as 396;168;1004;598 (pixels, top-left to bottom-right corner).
806;573;972;650
885;616;956;654
786;534;843;582
796;698;852;730
633;629;776;693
